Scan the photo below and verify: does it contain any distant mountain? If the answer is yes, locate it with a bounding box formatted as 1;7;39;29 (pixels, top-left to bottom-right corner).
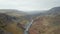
46;7;60;16
50;7;60;11
26;10;47;15
33;7;60;16
0;9;28;16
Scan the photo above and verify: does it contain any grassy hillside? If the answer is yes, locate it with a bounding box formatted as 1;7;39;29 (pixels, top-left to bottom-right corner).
0;13;24;34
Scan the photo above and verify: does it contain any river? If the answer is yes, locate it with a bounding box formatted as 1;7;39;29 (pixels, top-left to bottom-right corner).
24;20;33;34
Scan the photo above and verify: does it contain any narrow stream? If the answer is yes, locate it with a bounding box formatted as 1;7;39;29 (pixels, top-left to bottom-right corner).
24;20;33;34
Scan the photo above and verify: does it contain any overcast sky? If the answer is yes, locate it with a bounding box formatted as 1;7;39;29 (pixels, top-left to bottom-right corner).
0;0;60;11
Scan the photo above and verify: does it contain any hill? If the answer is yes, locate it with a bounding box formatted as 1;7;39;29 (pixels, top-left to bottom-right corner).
29;7;60;34
0;13;25;34
0;9;28;17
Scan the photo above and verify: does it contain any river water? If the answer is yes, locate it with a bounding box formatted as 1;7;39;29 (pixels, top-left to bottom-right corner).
24;20;33;34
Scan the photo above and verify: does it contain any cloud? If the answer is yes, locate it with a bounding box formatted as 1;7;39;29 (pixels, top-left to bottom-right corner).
0;0;60;11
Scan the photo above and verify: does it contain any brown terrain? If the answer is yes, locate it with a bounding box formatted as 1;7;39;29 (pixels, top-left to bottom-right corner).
29;15;60;34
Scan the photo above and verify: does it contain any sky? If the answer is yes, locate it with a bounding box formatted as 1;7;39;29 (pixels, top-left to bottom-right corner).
0;0;60;11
